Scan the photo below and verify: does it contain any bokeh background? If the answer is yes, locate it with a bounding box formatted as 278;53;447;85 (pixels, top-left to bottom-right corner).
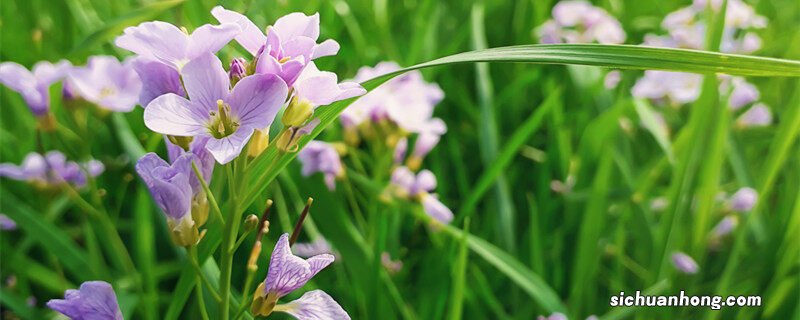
1;0;799;319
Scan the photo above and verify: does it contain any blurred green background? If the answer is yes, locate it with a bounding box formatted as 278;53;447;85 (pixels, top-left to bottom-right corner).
1;0;799;319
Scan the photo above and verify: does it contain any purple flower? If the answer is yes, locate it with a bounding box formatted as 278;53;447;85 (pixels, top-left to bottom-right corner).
727;77;760;110
251;233;348;319
393;138;408;164
671;252;699;274
273;290;351;320
143;52;288;164
115;21;240;70
136;152;201;246
292;237;338;259
212;7;340;86
390;167;453;224
344;62;444;134
712;216;738;238
737;103;772;127
632;71;702;106
298;141;343;190
380;252;403;274
604;70;621;89
131;57;185;108
166;136;215;196
728;187;758;212
411;118;447;161
0;151;103;187
0;214;16;231
229;57;247;85
135;153;192;221
47;281;123;320
537;1;626;44
0;60;71;116
68;56;142;112
537;313;568;320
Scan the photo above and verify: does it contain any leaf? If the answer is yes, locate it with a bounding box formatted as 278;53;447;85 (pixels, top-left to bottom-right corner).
244;44;800;212
635;99;675;163
71;0;186;56
2;193;93;279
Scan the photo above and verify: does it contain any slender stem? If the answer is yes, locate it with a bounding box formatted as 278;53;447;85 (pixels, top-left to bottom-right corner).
190;246;211;320
219;163;243;320
233;271;257;320
192;161;225;226
289;198;314;245
188;247;222;302
233;228;254;253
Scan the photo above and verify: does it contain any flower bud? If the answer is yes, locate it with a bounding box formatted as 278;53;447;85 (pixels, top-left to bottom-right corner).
38;113;57;132
247;128;269;158
282;97;314;128
229;58;247;86
275;129;297;153
167;135;193;151
168;216;200;247
251;283;278;317
191;193;209;227
244;214;259;231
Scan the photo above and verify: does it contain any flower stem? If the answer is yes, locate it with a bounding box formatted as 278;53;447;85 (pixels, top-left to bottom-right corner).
192;160;225;226
219;163;243;320
189;246;211;320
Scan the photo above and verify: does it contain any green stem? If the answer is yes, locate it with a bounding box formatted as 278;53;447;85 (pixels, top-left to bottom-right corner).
190;247;211;320
233;270;257;320
188;247;222;302
219;163;243;320
192;161;225;226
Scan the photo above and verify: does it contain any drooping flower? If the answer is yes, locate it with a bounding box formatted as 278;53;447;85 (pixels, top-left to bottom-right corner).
212;7;340;86
727;187;758;212
0;60;71;116
389;166;453;224
407;118;447;170
115;21;240;70
0;214;16;231
47;281;123;320
135;153;199;247
671;252;699;274
131;56;185;108
298;141;344;190
143;52;288;164
536;0;626;44
251;233;349;319
68;56;142;112
166;136;215;227
0;151;104;188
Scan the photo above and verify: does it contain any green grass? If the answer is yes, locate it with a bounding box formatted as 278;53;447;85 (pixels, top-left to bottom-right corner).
1;0;800;319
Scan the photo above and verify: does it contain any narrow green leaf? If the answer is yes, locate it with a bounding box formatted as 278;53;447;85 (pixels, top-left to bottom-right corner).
2;193;92;279
71;0;186;56
634;99;675;163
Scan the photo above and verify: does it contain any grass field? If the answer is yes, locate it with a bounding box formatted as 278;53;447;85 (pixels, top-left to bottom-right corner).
1;0;799;319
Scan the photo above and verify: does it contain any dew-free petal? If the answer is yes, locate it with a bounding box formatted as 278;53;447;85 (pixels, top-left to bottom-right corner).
211;6;266;55
181;53;229;110
265;234;335;298
46;281;123;320
277;290;351;320
144;94;208;136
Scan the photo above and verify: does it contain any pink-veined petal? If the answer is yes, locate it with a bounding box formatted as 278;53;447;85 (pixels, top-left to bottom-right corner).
204;127;254;164
115;21;189;68
277;290;350;320
188;23;241;57
228;73;288;129
273;12;320;40
311;39;340;59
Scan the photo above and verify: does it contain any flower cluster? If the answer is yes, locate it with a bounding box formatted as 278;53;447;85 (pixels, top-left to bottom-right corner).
632;0;772;127
295;61;453;224
0;151;103;188
536;0;626;44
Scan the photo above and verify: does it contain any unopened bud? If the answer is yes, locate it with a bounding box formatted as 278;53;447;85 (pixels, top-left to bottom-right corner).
281;97;314;127
168;216;200;247
229;58;247;86
247;127;269;158
191;193;209;227
244;214;259;231
275;129;297;152
168;135;193;151
38;113;57;132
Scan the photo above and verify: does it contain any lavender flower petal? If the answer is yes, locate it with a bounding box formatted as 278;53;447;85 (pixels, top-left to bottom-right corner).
276;290;351;320
46;281;123;320
264;233;335;298
671;252;699;274
132;57;185;107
